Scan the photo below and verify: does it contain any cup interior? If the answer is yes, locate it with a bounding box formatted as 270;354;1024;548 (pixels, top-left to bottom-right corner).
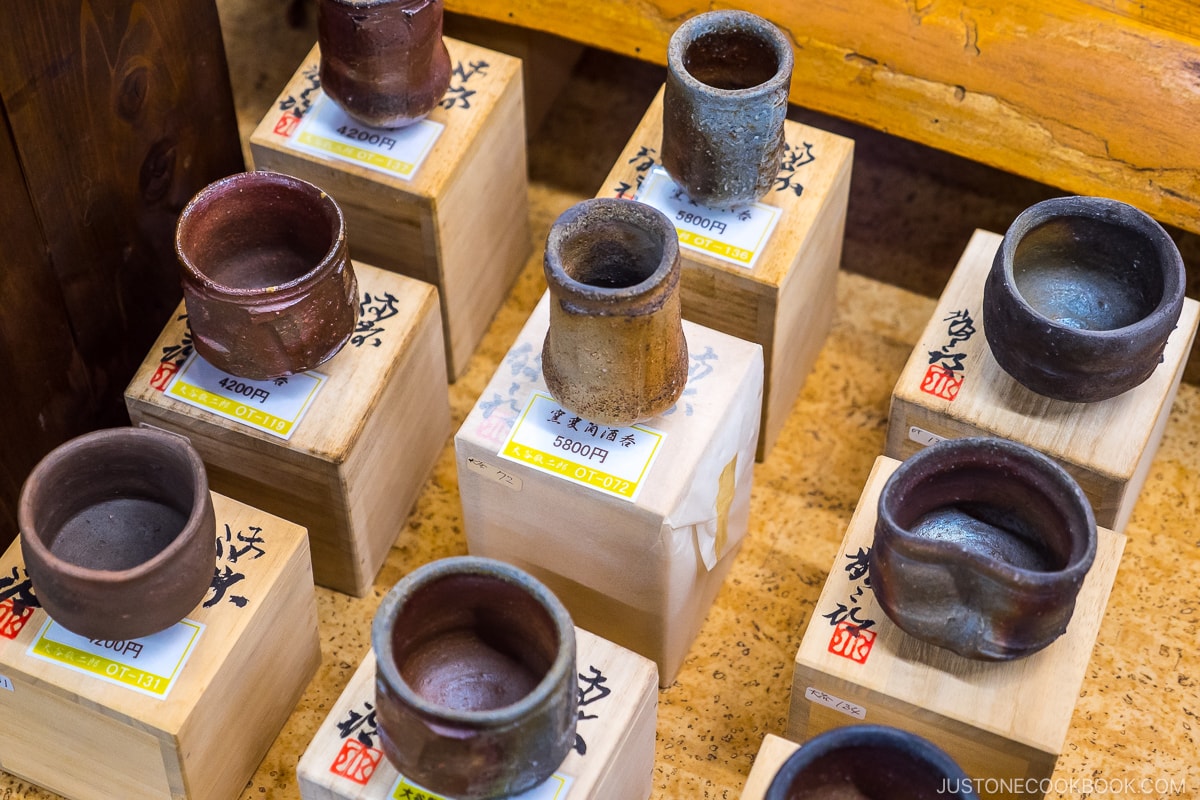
684;28;781;90
27;438;196;572
178;175;339;291
559;217;665;290
387;573;560;713
1012;215;1163;331
769;743;956;799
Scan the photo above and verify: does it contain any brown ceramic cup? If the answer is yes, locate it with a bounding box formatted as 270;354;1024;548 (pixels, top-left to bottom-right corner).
176;170;358;381
872;437;1097;661
982;196;1186;403
662;9;793;208
318;0;452;129
372;557;577;800
542;198;689;425
18;427;216;640
765;725;978;799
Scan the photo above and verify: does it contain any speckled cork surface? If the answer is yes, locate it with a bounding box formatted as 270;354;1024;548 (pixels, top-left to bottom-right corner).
2;6;1197;798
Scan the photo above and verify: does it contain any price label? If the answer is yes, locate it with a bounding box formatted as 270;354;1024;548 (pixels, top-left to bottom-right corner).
498;392;665;502
908;426;946;447
291;94;443;180
635;167;781;269
390;772;574;800
28;618;204;698
0;674;13;692
804;686;866;720
465;457;523;492
165;352;325;440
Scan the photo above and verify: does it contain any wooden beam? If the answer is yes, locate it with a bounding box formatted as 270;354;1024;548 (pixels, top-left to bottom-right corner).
447;0;1200;234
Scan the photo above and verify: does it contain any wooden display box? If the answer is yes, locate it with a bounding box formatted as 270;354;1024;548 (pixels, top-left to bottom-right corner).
788;457;1125;799
125;263;449;597
455;294;763;686
297;626;657;800
739;734;802;799
885;229;1200;531
249;38;530;381
0;493;319;800
598;87;853;459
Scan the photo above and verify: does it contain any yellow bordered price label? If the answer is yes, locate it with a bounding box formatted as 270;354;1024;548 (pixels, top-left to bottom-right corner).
292;93;443;180
165;352;325;440
390;772;574;800
635;166;781;268
28;618;203;698
498;392;666;502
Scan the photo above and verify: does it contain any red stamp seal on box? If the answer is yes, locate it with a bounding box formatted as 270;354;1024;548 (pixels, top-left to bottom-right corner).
920;363;962;401
150;360;180;392
330;738;383;785
827;622;876;664
0;598;35;640
274;113;301;138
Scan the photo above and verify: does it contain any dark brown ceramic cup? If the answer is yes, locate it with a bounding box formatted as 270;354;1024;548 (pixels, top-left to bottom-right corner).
18;427;216;640
318;0;452;129
542;198;689;425
765;725;978;799
983;196;1186;403
176;170;358;381
373;557;577;800
872;437;1096;661
662;9;793;208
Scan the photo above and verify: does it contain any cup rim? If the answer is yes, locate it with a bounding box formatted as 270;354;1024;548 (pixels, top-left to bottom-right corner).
17;427;212;584
175;170;346;300
372;556;577;727
667;9;794;98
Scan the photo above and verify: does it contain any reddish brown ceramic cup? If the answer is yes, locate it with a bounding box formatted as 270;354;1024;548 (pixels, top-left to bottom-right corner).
373;557;577;799
542;198;689;425
176;170;358;380
318;0;452;128
18;427;216;640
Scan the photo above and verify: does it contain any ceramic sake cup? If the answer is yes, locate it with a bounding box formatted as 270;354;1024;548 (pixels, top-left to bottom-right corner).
872;437;1097;661
18;427;216;640
372;557;578;799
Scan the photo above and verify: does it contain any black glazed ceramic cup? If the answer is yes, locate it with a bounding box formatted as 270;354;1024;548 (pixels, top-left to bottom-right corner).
764;725;979;799
872;437;1097;661
372;557;577;800
982;196;1186;403
18;427;216;640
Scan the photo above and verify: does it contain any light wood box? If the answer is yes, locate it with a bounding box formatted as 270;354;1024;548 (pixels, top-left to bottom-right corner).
598;87;853;459
297;626;657;800
455;294;763;686
249;38;531;380
788;457;1126;800
740;734;802;799
885;229;1200;532
0;493;320;800
124;263;449;597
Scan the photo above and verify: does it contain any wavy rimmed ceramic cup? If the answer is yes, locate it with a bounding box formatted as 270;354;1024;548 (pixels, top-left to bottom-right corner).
872;437;1097;661
318;0;452;129
765;725;979;799
176;170;358;381
372;557;577;800
542;198;689;425
982;196;1186;403
662;9;793;208
18;427;216;640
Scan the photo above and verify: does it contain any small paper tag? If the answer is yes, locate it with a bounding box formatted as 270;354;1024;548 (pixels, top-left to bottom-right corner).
908;426;946;447
498;392;665;502
635;167;781;268
389;772;575;800
464;457;524;492
28;618;204;698
291;94;443;180
165;352;325;440
0;674;13;692
805;686;866;720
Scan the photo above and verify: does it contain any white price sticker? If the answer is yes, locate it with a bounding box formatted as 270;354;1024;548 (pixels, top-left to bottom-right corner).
29;618;204;698
291;94;443;180
390;772;574;800
0;674;13;692
635;167;781;269
908;426;946;447
805;686;866;720
498;392;666;502
465;457;523;492
165;352;325;440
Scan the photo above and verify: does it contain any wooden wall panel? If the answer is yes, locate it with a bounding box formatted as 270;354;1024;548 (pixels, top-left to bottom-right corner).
0;1;243;544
